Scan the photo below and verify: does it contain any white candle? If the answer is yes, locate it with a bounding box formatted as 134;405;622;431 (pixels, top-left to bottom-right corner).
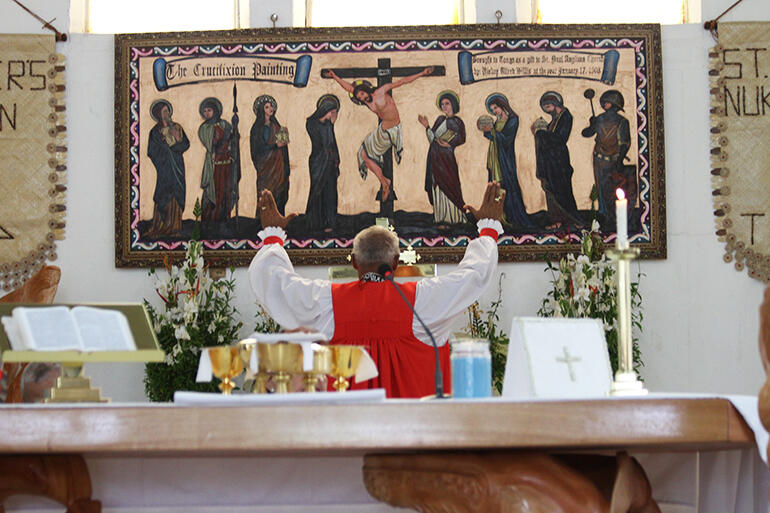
615;188;628;249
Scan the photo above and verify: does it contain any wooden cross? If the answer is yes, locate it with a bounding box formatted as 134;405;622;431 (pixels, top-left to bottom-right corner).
555;347;582;382
321;59;445;217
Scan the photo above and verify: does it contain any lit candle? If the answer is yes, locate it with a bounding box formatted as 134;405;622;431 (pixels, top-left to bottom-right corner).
616;188;628;249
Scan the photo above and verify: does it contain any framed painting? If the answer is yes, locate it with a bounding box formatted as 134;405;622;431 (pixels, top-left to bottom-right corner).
114;23;665;267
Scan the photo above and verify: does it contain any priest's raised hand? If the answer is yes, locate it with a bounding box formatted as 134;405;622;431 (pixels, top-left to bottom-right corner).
463;181;506;222
258;189;297;229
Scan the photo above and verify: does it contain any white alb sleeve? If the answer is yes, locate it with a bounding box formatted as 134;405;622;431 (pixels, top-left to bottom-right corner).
412;222;500;346
248;241;335;338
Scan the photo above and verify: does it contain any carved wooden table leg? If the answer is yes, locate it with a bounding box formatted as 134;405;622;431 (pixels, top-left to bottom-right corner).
363;451;659;513
0;454;101;513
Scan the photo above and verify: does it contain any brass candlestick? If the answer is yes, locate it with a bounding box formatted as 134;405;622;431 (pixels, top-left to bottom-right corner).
606;246;647;396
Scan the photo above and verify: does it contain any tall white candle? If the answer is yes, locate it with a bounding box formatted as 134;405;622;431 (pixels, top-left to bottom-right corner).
616;188;628;249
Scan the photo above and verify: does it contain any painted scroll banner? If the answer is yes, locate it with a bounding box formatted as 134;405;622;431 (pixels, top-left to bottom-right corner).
711;22;770;283
458;49;619;85
0;34;66;291
153;55;313;91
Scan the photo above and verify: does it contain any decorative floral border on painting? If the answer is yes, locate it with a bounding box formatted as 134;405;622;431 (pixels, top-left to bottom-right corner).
126;36;652;254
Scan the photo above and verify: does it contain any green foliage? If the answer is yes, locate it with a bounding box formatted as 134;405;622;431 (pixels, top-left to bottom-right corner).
143;240;243;402
191;199;202;242
254;303;281;333
537;222;644;374
465;274;510;394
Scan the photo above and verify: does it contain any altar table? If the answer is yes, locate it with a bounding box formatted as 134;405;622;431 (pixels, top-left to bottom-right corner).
0;397;763;513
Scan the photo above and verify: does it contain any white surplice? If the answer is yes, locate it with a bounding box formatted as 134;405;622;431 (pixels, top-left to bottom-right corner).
248;220;502;347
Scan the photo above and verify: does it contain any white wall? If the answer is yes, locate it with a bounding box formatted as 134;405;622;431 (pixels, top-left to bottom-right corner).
1;1;768;401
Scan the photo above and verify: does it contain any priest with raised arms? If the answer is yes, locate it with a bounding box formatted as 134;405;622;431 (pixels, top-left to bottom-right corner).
249;182;505;398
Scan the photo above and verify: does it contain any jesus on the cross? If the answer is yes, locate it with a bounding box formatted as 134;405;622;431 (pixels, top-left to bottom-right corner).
324;66;434;201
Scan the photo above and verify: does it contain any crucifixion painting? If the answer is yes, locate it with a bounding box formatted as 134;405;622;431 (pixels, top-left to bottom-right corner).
116;25;665;267
322;60;445;216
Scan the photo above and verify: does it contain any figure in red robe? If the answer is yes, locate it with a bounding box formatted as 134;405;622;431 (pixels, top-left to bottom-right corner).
419;90;467;229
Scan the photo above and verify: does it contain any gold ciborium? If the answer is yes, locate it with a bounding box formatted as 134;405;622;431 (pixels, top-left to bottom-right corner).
258;342;303;394
329;345;363;392
208;346;244;395
304;344;332;393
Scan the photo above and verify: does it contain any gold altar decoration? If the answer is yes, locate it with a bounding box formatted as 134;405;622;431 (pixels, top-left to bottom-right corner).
237;340;365;394
710;22;770;283
329;345;363;392
208;346;243;395
0;34;67;292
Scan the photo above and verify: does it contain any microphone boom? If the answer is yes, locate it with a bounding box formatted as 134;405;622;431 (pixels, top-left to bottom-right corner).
377;264;445;399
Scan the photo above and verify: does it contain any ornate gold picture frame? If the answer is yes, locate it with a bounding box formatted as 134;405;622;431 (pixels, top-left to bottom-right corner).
114;24;665;267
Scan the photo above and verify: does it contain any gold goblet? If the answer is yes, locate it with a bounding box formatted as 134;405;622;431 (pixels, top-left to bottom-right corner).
257;342;303;394
238;341;267;394
304;344;332;393
208;346;244;395
329;345;363;392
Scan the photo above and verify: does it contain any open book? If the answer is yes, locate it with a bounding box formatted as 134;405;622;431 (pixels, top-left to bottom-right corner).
1;306;137;352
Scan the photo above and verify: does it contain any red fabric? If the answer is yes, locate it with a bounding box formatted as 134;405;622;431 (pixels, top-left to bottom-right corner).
329;280;451;399
479;227;499;241
263;236;283;245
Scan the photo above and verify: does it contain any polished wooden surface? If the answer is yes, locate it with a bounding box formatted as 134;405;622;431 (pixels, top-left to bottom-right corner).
0;454;101;513
0;398;754;456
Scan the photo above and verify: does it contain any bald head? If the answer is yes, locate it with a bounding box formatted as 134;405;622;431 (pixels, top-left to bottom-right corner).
352;226;399;272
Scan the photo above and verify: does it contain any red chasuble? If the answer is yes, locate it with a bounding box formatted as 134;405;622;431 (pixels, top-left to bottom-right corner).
329;280;451;398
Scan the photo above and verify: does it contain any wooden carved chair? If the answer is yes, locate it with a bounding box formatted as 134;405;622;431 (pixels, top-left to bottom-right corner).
0;265;62;403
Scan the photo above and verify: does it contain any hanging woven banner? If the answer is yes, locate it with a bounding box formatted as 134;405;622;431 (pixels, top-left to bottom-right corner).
0;34;66;291
710;22;770;283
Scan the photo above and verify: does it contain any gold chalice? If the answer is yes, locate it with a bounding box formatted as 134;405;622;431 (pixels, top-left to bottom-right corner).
208;346;244;395
329;345;363;392
238;341;267;394
304;344;332;393
258;342;303;394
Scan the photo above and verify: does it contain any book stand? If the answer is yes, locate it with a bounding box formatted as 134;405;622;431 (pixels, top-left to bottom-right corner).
0;303;164;402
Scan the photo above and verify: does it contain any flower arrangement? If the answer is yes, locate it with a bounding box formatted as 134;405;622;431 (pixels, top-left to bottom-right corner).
465;274;510;394
537;220;644;374
143;239;243;402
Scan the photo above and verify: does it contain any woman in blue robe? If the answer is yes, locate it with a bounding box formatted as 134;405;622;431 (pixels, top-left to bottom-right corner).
481;93;533;230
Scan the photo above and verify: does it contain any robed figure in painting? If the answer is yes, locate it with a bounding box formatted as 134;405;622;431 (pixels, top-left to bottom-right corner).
418;90;467;228
480;93;533;230
251;94;290;216
198;97;235;224
146;99;189;238
305;94;341;233
581;90;631;225
532;91;582;230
